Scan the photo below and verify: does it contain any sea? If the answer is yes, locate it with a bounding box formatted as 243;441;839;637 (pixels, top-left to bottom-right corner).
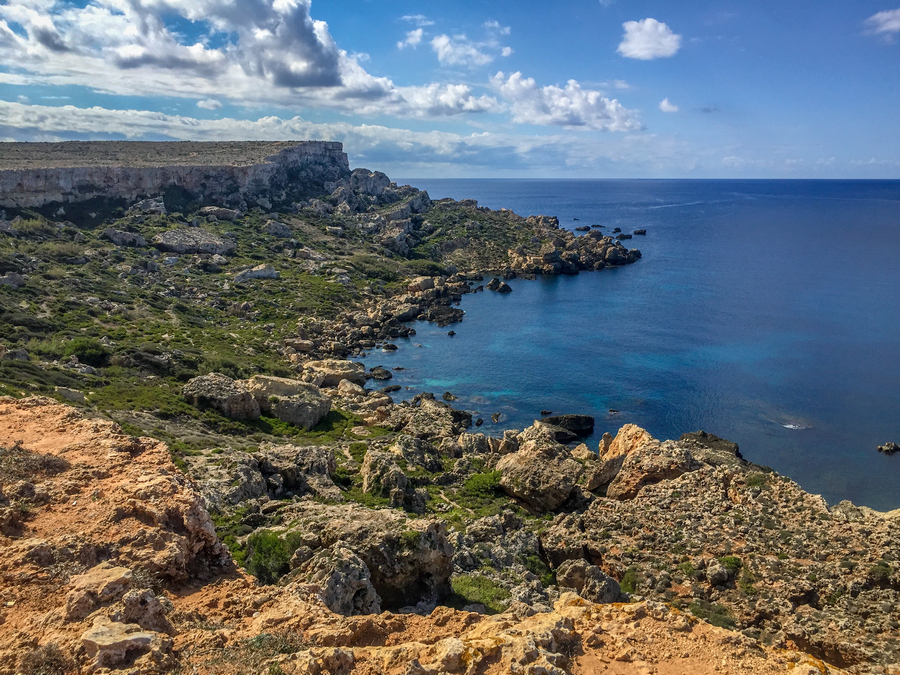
355;180;900;511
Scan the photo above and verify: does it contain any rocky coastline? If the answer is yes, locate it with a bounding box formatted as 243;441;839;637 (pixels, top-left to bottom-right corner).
0;142;897;675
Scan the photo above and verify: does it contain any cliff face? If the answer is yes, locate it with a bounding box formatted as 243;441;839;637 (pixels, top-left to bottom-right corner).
0;141;350;208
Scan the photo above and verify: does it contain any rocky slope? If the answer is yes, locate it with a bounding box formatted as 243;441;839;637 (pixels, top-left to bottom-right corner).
0;142;895;675
0;398;852;675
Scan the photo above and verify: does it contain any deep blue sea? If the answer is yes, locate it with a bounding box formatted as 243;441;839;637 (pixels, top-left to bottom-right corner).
357;180;900;511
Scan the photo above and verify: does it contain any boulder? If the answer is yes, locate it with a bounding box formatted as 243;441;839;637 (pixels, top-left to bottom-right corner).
80;616;173;671
300;547;381;615
370;366;392;380
496;435;582;512
303;359;366;387
102;228;147;248
234;264;279;283
598;426;696;500
129;196;166;215
153;228;234;255
243;375;331;430
877;442;899;455
65;563;133;621
199;206;240;221
256;443;339;500
266;220;292;237
182;373;260;420
556;559;622;603
0;272;25;288
540;414;594;437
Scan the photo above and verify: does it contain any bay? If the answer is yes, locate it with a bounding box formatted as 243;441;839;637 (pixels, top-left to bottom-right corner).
357;179;900;511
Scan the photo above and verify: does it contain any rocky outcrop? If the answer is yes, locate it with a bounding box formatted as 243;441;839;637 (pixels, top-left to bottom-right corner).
0;141;350;209
301;359;366;387
102;228;147;247
182;373;260;420
234;264;279;283
496;423;583;511
244;375;331;430
556;558;623;603
153;228;235;255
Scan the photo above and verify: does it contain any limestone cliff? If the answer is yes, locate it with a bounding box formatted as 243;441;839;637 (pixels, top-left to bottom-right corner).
0;141;350;208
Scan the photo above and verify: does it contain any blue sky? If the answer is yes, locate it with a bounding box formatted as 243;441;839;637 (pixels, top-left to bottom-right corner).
0;0;898;177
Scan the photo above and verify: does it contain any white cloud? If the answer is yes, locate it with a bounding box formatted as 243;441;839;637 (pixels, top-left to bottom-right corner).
864;8;900;41
618;18;682;60
401;14;434;27
398;28;423;49
431;34;494;67
501;46;513;57
197;98;223;110
659;97;678;113
17;94;29;104
490;71;641;131
483;20;511;36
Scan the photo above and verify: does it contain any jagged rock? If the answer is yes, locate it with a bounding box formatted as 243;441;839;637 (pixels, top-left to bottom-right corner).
877;442;899;455
303;359;366;387
234;264;279;283
102;228;147;247
361;450;419;509
122;589;174;634
496;428;582;511
601;427;696;500
0;272;25;288
370;366;392;380
256;442;339;500
388;434;443;473
243;375;331;430
266;219;292;237
129;196;166;215
385;397;472;440
540;414;594;437
182;373;260;420
79;616;173;672
350;168;391;196
153;228;234;255
407;276;435;293
65;563;133;621
199;206;240;221
300;547;382;616
556;559;622;603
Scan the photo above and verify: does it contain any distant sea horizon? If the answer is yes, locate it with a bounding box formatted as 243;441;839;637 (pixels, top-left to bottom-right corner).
357;178;900;511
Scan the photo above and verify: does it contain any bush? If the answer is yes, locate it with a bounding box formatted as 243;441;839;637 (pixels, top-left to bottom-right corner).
62;337;109;367
620;566;640;594
462;471;502;500
245;530;300;585
450;574;511;614
18;643;73;675
689;600;735;630
719;556;743;573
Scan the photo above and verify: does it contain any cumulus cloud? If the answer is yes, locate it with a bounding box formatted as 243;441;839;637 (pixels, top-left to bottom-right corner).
490;71;641;131
501;46;514;57
483;20;511;35
398;28;423;49
659;97;678;112
0;1;504;120
864;8;900;41
618;18;682;59
432;34;494;67
401;14;434;27
197;98;223;110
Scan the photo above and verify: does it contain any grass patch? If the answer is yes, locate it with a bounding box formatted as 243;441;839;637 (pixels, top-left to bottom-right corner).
689;600;735;630
448;574;511;614
0;441;70;483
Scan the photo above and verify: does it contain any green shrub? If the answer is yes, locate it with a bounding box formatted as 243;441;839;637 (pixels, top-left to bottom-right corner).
870;561;892;583
620;566;640;594
719;556;743;573
62;337;109;367
245;530;298;584
689;600;735;630
462;471;502;500
450;574;511;614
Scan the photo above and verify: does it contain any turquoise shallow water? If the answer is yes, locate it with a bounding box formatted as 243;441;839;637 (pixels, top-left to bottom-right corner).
356;180;900;511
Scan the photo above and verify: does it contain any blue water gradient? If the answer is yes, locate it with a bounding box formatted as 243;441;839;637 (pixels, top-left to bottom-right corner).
357;180;900;511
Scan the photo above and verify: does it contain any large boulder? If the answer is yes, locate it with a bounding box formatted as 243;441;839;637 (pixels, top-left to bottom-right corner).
80;616;173;672
496;429;582;511
182;373;260;420
256;443;339;501
234;264;279;283
102;228;147;248
592;425;696;500
243;375;331;430
153;228;235;255
299;547;381;615
539;414;594;437
302;360;366;387
556;559;622;603
385;397;472;440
